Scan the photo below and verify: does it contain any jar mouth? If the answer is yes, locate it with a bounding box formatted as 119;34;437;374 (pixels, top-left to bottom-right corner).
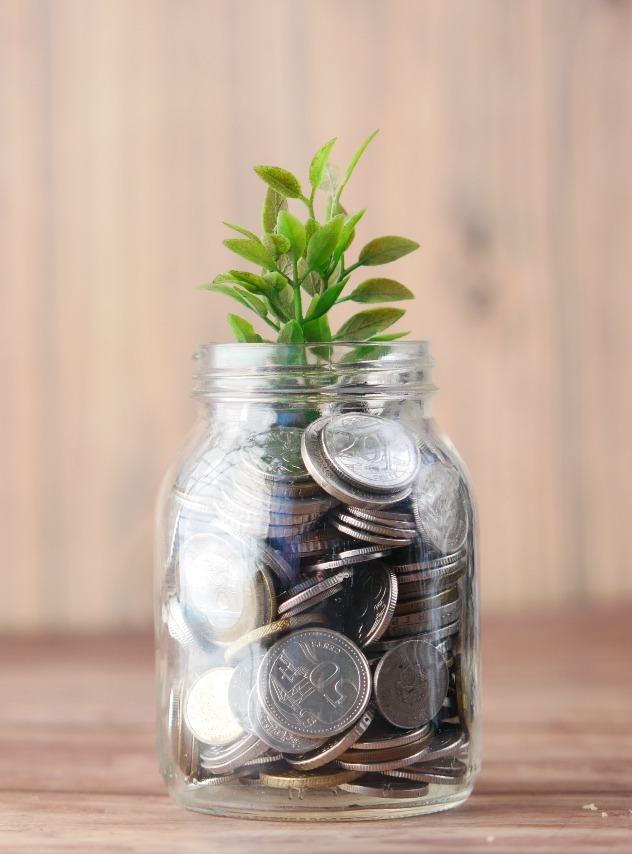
192;341;436;400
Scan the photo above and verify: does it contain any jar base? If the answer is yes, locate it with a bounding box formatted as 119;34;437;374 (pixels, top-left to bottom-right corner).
169;782;474;822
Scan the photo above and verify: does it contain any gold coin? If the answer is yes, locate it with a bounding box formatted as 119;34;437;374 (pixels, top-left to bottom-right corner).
224;613;324;666
259;768;361;790
184;667;244;746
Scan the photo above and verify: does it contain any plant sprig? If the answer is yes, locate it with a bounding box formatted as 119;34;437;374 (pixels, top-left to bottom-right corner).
199;131;419;343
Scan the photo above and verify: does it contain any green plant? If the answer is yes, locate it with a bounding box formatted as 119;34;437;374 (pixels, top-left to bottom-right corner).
199;131;419;343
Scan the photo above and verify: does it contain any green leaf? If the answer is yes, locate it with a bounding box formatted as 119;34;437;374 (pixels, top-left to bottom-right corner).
332;209;366;267
301;270;322;297
223;238;277;271
254;165;303;199
210;271;269;294
305;281;346;322
303;315;332;343
309;138;337;190
227;313;262;343
263;233;291;257
223;222;261;243
306;215;346;274
333;307;405;341
340;129;379;193
226;270;269;292
368;331;411;341
263;271;288;291
348;278;414;303
358;236;420;266
262;187;288;233
277;284;296;319
204;283;268;318
319;163;340;194
277;210;306;259
277;319;304;343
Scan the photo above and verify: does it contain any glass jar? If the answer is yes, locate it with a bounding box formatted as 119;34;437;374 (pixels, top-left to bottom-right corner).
155;342;480;820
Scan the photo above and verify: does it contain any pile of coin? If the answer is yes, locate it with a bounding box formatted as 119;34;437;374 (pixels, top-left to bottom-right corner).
163;411;472;800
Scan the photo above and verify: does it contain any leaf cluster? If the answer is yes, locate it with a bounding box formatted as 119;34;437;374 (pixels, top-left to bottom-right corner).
199;131;419;343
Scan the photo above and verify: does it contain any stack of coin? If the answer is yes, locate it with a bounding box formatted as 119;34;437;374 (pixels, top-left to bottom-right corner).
162;411;473;799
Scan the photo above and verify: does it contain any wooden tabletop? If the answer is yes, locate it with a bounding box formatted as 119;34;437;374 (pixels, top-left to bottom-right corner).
1;608;631;853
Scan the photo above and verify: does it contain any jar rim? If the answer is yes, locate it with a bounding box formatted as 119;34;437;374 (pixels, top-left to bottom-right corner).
192;340;436;400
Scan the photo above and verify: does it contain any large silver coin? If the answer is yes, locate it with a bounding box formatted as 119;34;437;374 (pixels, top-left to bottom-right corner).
345;563;398;648
258;628;372;738
302;418;412;508
320;413;420;494
241;425;312;483
412;463;469;554
247;688;324;754
373;639;449;729
179;530;265;645
184;667;244;746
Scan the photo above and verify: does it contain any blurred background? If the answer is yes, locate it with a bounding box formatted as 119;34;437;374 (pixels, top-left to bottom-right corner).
1;0;631;632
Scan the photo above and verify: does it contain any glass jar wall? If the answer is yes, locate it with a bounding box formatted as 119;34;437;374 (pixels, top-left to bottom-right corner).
155;342;480;820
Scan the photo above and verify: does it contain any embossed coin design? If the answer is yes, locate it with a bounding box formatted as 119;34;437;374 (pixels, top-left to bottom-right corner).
258;628;372;738
241;425;312;483
184;667;244;746
345;563;398;648
179;530;263;645
373;639;449;729
412;462;469;554
320;413;420;493
302;418;412;508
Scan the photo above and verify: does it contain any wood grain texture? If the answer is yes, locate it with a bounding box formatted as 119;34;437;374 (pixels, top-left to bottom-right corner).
1;0;631;628
1;608;631;852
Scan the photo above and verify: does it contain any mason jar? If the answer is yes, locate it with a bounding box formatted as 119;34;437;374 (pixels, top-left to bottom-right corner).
155;342;480;820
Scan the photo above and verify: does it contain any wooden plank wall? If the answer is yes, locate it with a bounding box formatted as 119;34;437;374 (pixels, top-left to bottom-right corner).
1;0;631;631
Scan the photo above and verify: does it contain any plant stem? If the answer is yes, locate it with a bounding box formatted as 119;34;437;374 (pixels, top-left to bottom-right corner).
292;257;303;322
262;314;281;332
342;259;363;277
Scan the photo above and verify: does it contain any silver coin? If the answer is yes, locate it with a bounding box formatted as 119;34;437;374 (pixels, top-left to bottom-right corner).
273;527;344;557
258;628;372;738
227;658;259;732
280;583;345;618
320;413;420;494
302;418;413;508
185;767;255;788
383;598;461;637
421;726;466;761
390;548;467;575
198;733;269;774
335;736;432;772
373;639;449;729
247;687;324;754
286;706;376;771
383;758;468;785
241;426;312;483
393;585;459;616
339;773;429;799
166;597;203;653
305;545;394;573
395;562;466;596
345;563;398;648
179;530;266;645
331;518;417;548
278;570;352;615
412;462;469;554
333;511;417;540
347;507;416;528
353;721;432;751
